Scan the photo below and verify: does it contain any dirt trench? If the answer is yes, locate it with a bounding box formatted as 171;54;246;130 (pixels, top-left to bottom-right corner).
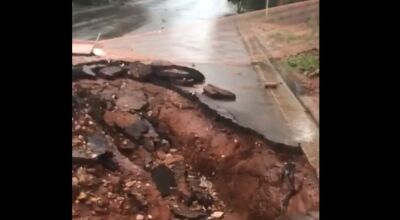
72;60;319;220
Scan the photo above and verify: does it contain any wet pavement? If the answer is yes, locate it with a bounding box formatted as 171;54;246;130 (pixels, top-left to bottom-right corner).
73;0;318;149
73;0;236;40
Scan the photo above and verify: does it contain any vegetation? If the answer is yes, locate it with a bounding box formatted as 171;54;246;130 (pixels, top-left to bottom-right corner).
284;51;319;74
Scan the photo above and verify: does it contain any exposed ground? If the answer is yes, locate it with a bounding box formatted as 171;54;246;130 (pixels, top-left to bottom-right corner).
72;59;319;220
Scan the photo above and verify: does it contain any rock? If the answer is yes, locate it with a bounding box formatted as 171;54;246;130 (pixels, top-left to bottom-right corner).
72;66;97;80
98;152;119;171
171;203;207;219
77;191;88;201
125;181;135;188
86;133;108;156
144;152;154;170
159;139;171;152
264;81;282;89
124;121;148;140
210;211;224;219
76;167;98;186
105;100;114;110
115;92;147;112
98;66;124;79
72;92;85;108
199;176;213;190
175;169;192;205
127;192;148;210
118;140;136;152
143;139;155;152
192;191;213;208
142;119;159;138
124;121;149;140
82;65;97;77
72;149;98;165
128;62;153;81
151;164;176;197
203;84;236;101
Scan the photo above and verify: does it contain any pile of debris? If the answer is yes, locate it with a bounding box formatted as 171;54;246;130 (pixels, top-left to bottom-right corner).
73;60;237;101
72;62;228;219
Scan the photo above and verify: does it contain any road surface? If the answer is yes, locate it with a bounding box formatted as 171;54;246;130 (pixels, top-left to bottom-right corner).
73;0;313;148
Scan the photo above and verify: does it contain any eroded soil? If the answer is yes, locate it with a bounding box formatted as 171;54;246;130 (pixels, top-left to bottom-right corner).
72;60;319;220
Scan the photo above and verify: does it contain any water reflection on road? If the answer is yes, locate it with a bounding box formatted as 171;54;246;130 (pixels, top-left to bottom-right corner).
73;0;310;147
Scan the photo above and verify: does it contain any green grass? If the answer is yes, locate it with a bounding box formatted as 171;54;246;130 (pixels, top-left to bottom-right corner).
284;51;319;73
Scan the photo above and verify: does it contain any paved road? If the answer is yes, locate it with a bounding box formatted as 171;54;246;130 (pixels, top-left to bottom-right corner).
73;0;306;147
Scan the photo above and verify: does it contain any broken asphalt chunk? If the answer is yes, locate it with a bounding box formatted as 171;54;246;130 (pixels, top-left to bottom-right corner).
72;150;98;166
151;164;176;197
128;62;153;81
124;120;149;140
152;63;205;84
203;84;236;101
82;65;97;77
143;139;155;152
72;66;97;81
98;66;124;79
86;133;108;156
97;152;119;171
103;111;149;140
171;78;195;87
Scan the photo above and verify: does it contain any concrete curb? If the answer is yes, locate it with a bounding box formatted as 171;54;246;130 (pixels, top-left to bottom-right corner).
254;38;319;126
235;16;319;172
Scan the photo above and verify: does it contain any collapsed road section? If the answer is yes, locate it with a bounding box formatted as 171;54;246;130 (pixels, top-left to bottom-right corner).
72;60;319;220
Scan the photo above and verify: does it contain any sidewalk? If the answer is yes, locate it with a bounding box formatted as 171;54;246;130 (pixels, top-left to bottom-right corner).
235;0;319;170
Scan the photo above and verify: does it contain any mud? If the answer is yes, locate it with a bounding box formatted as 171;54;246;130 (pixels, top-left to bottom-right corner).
72;60;319;220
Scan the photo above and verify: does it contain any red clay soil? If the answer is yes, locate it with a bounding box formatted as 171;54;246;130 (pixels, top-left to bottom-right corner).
72;61;319;220
147;85;319;219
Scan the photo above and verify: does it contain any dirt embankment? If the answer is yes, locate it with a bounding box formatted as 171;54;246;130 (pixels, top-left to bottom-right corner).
72;60;319;220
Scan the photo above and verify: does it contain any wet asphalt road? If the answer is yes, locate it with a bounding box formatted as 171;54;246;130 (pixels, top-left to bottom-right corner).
73;0;302;146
